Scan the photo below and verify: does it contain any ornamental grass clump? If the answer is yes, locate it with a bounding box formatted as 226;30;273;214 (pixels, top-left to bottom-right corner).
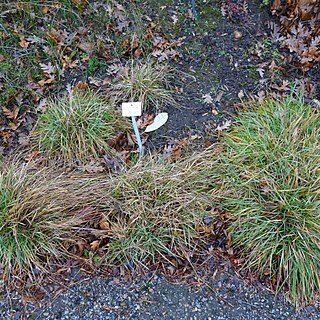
108;59;177;111
0;161;109;281
33;91;128;163
0;151;221;281
0;163;69;279
101;151;219;266
219;96;320;304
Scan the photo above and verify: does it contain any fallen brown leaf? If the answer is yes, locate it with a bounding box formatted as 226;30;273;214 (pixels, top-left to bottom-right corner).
134;48;143;58
103;154;124;172
25;151;41;161
2;106;19;120
41;6;50;14
19;36;29;49
38;78;55;86
90;240;100;252
78;42;94;54
99;217;110;231
74;81;89;91
137;114;155;129
163;144;182;161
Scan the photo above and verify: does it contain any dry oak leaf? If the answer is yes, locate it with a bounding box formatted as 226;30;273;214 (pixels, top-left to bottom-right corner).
271;80;290;91
41;6;50;14
2;106;19;120
62;56;79;69
19;36;29;49
1;131;12;142
46;29;68;45
38;78;54;86
90;240;100;252
137;114;155;129
134;48;143;58
163;138;188;161
78;42;94;54
99;218;110;231
216;120;232;131
75;81;89;91
40;62;56;78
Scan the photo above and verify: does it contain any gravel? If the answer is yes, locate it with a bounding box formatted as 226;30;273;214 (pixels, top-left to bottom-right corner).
1;269;319;320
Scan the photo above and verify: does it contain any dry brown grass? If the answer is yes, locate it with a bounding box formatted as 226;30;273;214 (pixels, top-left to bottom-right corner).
0;160;110;281
0;150;222;281
99;151;220;266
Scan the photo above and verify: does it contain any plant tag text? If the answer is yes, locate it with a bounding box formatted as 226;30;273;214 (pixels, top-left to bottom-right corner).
122;102;142;117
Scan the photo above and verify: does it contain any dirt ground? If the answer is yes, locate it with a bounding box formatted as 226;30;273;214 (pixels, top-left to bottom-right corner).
137;0;320;148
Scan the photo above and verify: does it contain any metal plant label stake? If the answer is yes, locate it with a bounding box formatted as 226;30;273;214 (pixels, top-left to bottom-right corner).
122;102;144;156
191;0;197;19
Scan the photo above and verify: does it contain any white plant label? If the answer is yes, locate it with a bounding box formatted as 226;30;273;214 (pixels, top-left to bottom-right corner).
145;112;168;133
122;102;142;117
